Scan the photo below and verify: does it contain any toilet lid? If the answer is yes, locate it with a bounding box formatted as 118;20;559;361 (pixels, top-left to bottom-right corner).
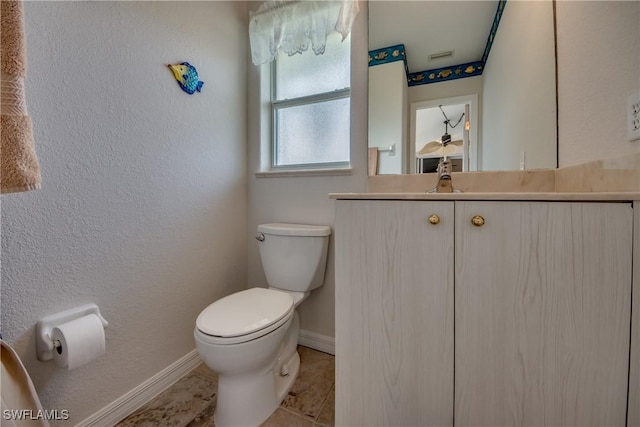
196;288;294;338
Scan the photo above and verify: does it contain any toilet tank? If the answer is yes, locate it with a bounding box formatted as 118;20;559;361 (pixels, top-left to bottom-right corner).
257;223;331;292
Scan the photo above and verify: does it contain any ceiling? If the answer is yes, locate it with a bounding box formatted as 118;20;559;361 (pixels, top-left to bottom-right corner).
369;1;500;73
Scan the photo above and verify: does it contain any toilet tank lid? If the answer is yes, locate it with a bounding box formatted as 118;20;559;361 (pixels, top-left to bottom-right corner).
196;288;293;338
257;223;331;237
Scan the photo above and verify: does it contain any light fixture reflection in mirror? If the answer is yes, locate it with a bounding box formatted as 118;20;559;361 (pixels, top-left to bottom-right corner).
368;1;558;175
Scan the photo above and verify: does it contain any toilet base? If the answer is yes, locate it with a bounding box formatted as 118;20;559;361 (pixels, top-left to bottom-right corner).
212;312;301;427
275;350;300;403
213;349;300;427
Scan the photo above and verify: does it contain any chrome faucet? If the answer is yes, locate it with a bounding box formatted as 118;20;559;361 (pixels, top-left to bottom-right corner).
427;158;461;193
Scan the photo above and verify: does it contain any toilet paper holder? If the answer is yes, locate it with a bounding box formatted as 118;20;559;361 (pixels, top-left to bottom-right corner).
36;303;108;362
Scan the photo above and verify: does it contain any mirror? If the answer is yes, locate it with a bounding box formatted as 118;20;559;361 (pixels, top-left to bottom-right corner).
368;1;558;174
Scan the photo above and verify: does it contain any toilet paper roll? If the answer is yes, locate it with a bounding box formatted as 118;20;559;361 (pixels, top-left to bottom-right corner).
51;314;105;370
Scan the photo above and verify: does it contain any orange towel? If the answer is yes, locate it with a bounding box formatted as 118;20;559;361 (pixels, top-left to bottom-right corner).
368;147;379;176
1;0;41;194
1;339;50;427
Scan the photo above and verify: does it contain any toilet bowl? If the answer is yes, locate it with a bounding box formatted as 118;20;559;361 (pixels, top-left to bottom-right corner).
194;223;330;427
194;288;297;427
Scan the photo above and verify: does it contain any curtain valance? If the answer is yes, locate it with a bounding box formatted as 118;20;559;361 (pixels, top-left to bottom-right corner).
249;0;359;66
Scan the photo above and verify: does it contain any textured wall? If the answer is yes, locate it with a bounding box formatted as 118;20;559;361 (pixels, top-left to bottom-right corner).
246;4;368;339
369;61;406;174
408;75;483;106
557;1;640;166
482;0;557;171
1;1;247;424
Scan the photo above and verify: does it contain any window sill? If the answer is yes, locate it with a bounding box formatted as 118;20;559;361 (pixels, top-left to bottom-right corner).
255;167;353;178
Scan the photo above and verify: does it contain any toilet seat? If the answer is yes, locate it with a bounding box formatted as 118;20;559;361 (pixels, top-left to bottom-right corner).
196;288;294;345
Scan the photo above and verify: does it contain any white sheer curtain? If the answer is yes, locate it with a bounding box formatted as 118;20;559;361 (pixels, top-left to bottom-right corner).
249;0;360;66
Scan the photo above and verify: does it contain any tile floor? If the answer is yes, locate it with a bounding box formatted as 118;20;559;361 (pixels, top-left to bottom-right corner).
116;346;335;427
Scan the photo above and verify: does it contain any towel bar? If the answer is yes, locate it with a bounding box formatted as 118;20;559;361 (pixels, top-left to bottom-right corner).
378;144;396;156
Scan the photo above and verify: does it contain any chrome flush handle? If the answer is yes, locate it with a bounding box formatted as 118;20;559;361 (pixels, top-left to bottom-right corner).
256;233;265;242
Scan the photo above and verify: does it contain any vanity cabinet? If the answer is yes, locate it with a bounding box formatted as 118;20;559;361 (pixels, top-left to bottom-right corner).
335;200;455;426
335;199;634;427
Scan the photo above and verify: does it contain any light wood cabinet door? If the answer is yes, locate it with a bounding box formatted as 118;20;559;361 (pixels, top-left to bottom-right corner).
335;200;454;427
455;201;633;426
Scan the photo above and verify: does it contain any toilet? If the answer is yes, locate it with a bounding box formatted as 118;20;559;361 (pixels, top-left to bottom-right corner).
194;223;331;427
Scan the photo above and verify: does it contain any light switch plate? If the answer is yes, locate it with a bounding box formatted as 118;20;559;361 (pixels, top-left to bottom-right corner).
629;92;640;142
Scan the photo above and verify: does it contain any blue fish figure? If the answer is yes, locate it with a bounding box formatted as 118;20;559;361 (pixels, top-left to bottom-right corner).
167;62;204;95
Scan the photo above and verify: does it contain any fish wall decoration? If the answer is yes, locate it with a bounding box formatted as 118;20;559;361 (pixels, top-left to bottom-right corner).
167;62;204;95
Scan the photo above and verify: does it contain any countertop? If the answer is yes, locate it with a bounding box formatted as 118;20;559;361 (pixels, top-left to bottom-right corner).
330;192;640;201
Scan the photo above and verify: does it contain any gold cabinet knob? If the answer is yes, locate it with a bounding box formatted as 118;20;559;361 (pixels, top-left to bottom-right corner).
428;214;440;225
471;215;485;227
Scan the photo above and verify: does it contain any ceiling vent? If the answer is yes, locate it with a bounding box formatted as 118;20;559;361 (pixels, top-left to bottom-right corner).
429;50;454;61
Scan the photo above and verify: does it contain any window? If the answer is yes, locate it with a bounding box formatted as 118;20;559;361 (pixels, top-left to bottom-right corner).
270;32;351;170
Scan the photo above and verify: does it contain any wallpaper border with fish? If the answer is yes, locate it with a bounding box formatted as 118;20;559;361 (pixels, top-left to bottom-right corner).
368;0;507;87
407;61;484;86
368;44;409;77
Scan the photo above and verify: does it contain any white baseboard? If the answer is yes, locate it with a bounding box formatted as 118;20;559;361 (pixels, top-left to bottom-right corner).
75;349;202;427
298;329;335;355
